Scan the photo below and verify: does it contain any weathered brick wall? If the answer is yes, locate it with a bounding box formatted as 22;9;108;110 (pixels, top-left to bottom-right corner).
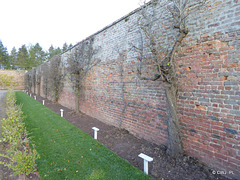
27;0;240;178
0;70;25;89
177;0;240;177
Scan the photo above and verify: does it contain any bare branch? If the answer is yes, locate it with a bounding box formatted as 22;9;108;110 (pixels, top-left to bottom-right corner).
67;37;101;112
48;55;66;102
137;70;161;81
132;0;205;85
131;0;206;157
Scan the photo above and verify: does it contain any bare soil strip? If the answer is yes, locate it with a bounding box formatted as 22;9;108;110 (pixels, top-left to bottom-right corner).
34;94;228;180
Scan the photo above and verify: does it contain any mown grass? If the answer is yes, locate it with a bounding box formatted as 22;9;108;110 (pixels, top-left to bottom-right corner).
16;91;151;180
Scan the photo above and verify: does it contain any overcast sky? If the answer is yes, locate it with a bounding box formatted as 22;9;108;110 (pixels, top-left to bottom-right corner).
0;0;150;52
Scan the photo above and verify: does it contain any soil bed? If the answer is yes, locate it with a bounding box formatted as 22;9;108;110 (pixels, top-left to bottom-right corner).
33;94;233;180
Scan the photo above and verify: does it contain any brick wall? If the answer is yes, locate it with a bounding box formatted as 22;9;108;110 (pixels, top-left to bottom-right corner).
0;70;25;89
177;0;240;177
27;0;240;178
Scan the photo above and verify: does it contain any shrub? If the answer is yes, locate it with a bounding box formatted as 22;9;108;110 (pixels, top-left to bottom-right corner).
0;74;16;89
0;88;40;179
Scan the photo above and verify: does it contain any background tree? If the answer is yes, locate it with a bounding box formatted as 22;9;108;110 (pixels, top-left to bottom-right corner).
9;47;18;70
0;41;73;69
17;45;30;70
62;43;68;52
48;45;54;58
67;38;100;113
134;0;205;158
62;43;73;52
68;43;73;49
48;45;62;59
29;43;47;67
0;40;9;69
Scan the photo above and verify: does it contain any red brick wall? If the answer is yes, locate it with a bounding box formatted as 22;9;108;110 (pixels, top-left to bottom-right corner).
28;0;240;178
177;31;240;177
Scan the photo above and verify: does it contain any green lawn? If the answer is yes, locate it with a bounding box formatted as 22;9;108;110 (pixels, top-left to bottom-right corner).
16;91;151;180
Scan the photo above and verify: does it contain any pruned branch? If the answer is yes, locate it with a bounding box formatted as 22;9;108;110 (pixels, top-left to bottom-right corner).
48;55;66;102
67;37;101;112
114;47;127;128
133;0;205;84
131;0;206;158
68;37;101;91
137;69;161;81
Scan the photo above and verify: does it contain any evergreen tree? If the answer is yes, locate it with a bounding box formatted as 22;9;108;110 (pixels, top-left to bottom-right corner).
48;45;62;59
55;47;62;55
62;42;68;52
17;45;30;70
0;40;9;69
9;47;18;69
48;45;54;56
68;43;73;49
29;43;47;67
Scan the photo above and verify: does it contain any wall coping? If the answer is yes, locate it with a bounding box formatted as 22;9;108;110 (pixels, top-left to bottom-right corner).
61;0;153;55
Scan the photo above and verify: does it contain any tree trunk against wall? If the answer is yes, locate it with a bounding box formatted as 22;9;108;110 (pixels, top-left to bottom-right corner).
37;82;40;96
33;80;36;94
75;86;80;113
44;82;48;99
165;81;183;157
33;70;36;94
160;25;188;158
135;0;205;157
53;92;57;103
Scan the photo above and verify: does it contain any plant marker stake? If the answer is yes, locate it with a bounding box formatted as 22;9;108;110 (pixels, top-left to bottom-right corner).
138;153;153;175
42;100;45;105
92;127;99;140
60;109;64;117
30;94;32;97
34;96;36;100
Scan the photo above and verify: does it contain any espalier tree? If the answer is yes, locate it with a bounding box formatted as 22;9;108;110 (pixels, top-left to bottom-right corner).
134;0;205;157
49;55;66;102
67;37;101;113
